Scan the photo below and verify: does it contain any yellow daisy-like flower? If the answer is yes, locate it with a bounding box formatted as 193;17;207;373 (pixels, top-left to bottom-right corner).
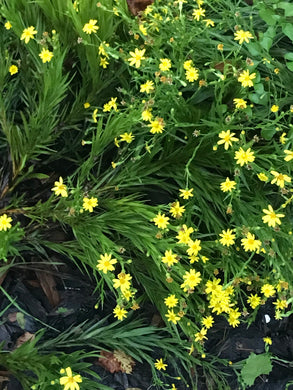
9;65;18;75
234;147;255;166
257;172;268;182
220;177;236;192
96;253;117;274
39;48;54;63
83;196;98;212
0;214;13;231
154;358;167;370
164;294;178;308
237;69;256;88
176;224;194;244
141;108;153;121
181;269;202;290
148;118;165;134
185;67;199;82
233;98;247;109
20;26;37;44
140;80;154;94
217;129;239;150
192;7;206;21
284;150;293;162
263;337;272;345
159;58;172;72
128;48;146;68
202;315;214;329
113;272;132;293
187;239;202;257
5;21;12;30
152;212;169;229
161;249;178;267
234;30;253;44
51;177;68;197
270;171;291;188
169;201;185;218
184;60;193;70
261;283;275;298
262;205;284;228
100;57;109;68
241;232;262;252
59;367;82;390
120;132;134;143
194;327;207;342
219;229;236;247
165;309;180;324
271;105;279;113
113;305;127;320
179;188;194;199
247;294;261;309
82;19;99;34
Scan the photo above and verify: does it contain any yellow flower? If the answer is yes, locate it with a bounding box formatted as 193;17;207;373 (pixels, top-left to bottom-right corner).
148;118;165;134
176;224;194;244
82;19;99;34
96;253;117;274
202;316;214;329
9;65;18;75
84;102;90;109
185;67;199;82
100;57;109;68
21;26;37;44
205;278;222;294
234;147;255;166
184;60;193;70
179;188;194;199
165;309;180;324
273;299;287;310
192;7;206;21
261;283;276;298
39;48;54;63
128;48;146;68
152;212;169;229
271;105;279;113
103;97;117;112
169;201;185;218
5;21;12;30
262;205;284;227
164;294;178;308
263;337;272;345
0;214;13;231
187;239;201;256
219;229;236;247
161;249;178;267
220;177;236;192
241;232;262;252
82;197;98;212
217;130;239;150
120;132;134;143
140;80;154;93
233;98;247;109
257;172;268;182
181;269;202;291
217;43;224;51
194;327;207;342
113;272;132;293
284;150;293;162
154;358;167;370
59;367;82;390
204;19;215;27
228;308;241;327
237;69;256;88
139;23;147;36
270;171;291;188
92;108;98;122
51;177;68;197
234;30;253;44
279;132;287;145
247;294;261;309
141;108;153;121
159;58;172;72
113;305;127;320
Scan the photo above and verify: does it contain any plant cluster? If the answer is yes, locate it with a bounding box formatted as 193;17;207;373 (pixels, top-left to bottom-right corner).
0;0;293;389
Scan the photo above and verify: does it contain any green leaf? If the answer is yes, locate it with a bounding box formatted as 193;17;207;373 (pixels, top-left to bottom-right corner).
258;6;279;25
261;127;276;140
282;23;293;41
241;353;273;387
284;52;293;61
254;83;264;94
278;2;293;17
287;62;293;72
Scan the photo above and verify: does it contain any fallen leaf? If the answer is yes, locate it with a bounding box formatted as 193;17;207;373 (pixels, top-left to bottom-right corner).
35;269;60;307
126;0;153;15
15;332;34;349
97;350;122;373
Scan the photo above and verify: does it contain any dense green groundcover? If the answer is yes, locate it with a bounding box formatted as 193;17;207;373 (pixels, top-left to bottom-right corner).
0;0;293;388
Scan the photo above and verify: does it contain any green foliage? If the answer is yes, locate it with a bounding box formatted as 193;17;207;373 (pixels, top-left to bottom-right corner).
240;352;273;387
